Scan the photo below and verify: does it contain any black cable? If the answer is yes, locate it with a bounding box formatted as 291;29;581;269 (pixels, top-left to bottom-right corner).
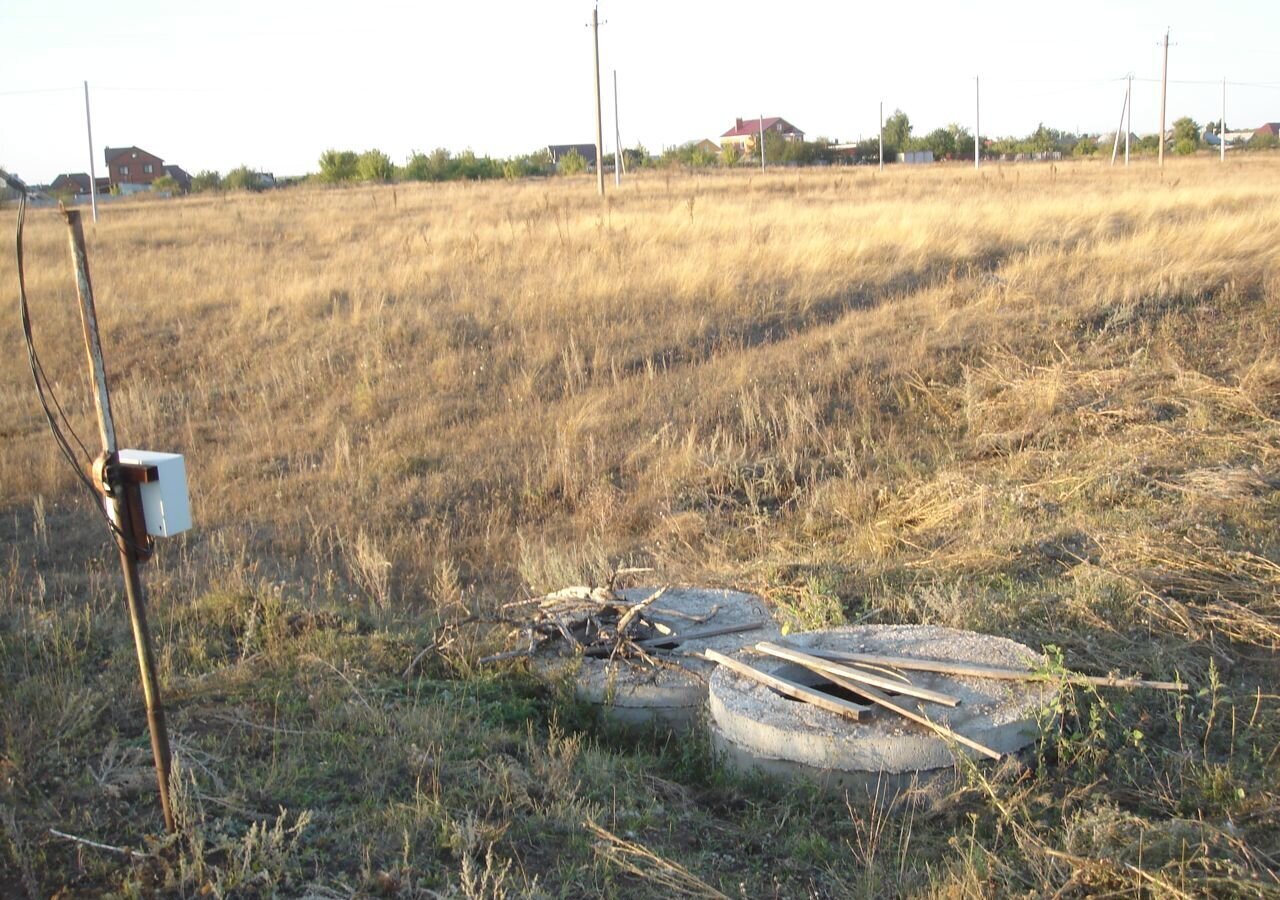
6;172;149;555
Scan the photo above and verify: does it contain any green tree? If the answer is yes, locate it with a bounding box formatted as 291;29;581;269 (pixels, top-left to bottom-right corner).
1172;117;1200;155
1246;132;1278;150
557;149;587;175
191;170;222;192
318;149;359;183
882;109;912;157
720;143;742;166
224;166;262;192
1072;137;1099;157
151;174;181;194
357;149;395;182
921;127;955;160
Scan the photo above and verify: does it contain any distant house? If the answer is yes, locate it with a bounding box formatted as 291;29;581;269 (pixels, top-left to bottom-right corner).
546;144;598;170
163;164;192;193
104;146;165;193
720;117;805;154
1255;123;1280;139
692;138;720;156
50;173;93;196
1223;129;1256;144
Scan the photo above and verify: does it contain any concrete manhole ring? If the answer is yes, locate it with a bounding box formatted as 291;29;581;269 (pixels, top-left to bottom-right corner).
708;625;1058;788
534;586;780;729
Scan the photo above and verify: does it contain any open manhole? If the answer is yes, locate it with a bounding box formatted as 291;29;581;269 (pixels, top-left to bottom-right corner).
532;586;781;730
708;625;1058;794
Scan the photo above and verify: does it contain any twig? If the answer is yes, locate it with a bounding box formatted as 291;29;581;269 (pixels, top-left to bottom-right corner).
615;586;667;637
478;647;533;665
48;828;150;860
302;654;377;715
585;819;730;899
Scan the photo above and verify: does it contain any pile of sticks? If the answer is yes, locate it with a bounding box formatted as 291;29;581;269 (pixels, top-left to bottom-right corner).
705;640;1187;761
480;584;762;667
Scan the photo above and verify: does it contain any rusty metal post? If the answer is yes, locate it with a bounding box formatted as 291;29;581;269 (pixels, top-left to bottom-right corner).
62;209;175;833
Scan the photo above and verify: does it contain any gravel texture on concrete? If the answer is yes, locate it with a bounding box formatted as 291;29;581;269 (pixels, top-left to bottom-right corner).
708;625;1057;777
534;586;780;729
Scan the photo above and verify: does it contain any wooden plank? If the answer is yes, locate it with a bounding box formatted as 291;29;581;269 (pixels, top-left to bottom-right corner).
702;649;866;722
634;621;763;649
820;669;1003;761
778;642;1187;692
756;642;961;708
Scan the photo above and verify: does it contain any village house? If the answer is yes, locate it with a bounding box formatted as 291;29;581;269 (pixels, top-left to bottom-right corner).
719;117;804;154
104;146;165;194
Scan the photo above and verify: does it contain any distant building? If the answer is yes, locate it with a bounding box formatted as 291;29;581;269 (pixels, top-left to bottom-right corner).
1223;129;1256;144
163;164;192;193
720;117;805;154
1255;123;1280;139
897;150;935;165
50;173;94;196
546;144;598;170
104;145;165;193
692;138;720;156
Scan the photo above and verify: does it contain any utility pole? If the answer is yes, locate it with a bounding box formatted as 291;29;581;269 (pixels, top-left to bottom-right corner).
591;5;605;196
974;76;980;169
878;101;884;171
1158;27;1170;168
84;81;98;224
613;69;623;184
1111;83;1129;165
1221;76;1226;164
759;114;766;171
1125;73;1132;166
63;209;174;833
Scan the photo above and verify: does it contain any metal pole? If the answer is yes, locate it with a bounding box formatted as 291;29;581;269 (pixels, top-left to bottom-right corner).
879;101;884;171
1221;77;1226;164
1111;86;1128;165
759;114;765;171
1158;28;1169;168
592;6;605;197
613;69;623;184
62;209;175;834
1125;74;1132;166
84;81;98;224
975;76;980;169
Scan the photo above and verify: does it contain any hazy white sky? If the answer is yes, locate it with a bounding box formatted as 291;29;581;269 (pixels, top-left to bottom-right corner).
2;0;1277;181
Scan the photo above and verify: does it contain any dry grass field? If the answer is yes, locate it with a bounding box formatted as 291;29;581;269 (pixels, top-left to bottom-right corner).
1;157;1278;896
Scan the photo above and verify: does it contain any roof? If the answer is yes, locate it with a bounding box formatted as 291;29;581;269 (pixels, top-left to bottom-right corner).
1255;123;1280;135
51;173;92;193
104;146;163;165
721;117;802;138
546;144;598;166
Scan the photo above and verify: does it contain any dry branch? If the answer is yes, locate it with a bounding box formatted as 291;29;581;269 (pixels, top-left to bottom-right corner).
778;642;1188;692
702;649;866;722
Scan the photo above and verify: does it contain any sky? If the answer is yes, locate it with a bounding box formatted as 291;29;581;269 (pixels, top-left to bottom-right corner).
1;0;1277;183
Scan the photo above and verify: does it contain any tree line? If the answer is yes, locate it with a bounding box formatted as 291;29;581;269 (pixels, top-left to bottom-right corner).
174;114;1280;194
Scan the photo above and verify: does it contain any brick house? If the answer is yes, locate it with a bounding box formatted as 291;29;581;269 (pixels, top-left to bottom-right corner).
104;146;165;192
720;117;804;154
50;173;93;196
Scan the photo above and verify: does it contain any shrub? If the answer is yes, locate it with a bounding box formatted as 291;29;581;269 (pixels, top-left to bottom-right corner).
318;149;359;183
557;149;587;175
151;174;181;194
224;166;262;192
191;170;222;192
357;149;395;182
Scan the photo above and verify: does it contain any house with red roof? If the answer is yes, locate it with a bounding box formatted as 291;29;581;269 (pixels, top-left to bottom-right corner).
720;117;805;155
1255;123;1280;139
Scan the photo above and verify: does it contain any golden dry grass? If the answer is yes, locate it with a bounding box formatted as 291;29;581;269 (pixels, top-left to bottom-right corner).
1;157;1278;896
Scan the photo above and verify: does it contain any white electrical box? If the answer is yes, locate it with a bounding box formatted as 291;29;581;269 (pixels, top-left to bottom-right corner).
117;449;192;538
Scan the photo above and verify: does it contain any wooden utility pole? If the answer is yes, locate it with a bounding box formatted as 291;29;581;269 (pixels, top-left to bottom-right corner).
83;81;98;224
591;5;605;196
1158;28;1170;168
1111;83;1129;165
63;209;175;833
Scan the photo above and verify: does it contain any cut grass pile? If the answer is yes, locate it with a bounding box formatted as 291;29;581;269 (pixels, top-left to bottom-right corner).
1;157;1278;896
